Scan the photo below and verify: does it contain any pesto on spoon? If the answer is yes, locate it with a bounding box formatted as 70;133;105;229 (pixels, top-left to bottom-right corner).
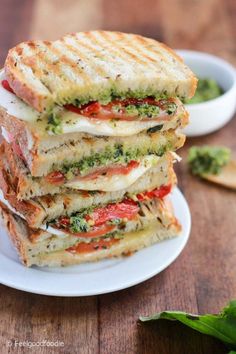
188;146;236;190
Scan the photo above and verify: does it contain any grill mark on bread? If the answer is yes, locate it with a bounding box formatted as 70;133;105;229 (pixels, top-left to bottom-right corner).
130;35;185;78
74;32;127;78
58;39;94;84
20;43;54;94
106;32;160;69
29;43;78;92
96;31;152;70
65;35;106;81
44;41;89;84
131;37;174;77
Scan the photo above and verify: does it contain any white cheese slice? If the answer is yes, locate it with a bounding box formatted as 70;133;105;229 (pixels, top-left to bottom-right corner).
59;111;165;137
65;155;160;192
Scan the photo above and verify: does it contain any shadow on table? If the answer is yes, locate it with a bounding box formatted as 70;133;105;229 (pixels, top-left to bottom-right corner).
137;320;228;354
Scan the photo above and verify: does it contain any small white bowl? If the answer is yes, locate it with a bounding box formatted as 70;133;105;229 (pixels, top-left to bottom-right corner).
177;50;236;137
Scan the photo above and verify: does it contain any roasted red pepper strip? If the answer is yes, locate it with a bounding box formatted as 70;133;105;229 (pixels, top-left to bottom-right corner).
66;237;119;254
137;184;171;201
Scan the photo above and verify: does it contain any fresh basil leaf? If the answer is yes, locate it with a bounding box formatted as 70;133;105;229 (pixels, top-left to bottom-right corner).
147;125;163;134
140;300;236;347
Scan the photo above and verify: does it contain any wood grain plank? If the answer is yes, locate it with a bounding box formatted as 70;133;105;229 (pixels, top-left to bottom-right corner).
160;0;236;65
0;287;99;354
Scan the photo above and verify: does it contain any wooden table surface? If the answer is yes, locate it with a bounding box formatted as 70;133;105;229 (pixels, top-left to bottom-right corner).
0;1;235;353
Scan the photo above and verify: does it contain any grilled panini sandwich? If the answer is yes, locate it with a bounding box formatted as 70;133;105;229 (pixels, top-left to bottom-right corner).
0;31;196;267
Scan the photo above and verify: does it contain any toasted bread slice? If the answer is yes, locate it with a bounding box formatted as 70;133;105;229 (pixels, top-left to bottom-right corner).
5;31;197;112
0;197;181;267
0;149;176;227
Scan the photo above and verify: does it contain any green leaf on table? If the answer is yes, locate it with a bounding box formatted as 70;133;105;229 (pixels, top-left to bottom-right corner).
140;300;236;348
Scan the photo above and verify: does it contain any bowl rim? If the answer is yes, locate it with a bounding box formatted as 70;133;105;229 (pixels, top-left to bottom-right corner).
176;49;236;108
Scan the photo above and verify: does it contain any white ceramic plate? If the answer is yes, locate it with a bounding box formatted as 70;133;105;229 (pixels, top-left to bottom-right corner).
0;188;191;297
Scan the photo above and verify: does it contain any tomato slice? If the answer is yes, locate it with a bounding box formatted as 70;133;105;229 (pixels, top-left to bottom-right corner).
46;160;139;185
1;80;14;94
66;237;119;254
137;184;171;201
45;171;66;185
79;160;139;181
90;198;139;226
65;102;101;115
65;98;173;121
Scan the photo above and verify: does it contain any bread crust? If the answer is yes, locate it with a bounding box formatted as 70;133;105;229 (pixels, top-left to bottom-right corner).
5;63;49;113
0;201;29;265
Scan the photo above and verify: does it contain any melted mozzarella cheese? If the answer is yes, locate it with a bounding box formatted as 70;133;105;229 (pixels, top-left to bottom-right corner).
65;155;160;192
59;111;165;137
40;224;71;237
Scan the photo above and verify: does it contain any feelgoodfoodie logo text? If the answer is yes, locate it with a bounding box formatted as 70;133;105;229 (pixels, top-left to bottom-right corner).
6;339;65;348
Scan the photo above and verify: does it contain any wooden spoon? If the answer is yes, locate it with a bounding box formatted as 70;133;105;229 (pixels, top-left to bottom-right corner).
202;160;236;190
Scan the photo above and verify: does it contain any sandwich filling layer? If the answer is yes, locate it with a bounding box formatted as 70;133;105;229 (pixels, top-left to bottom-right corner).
47;184;171;239
0;72;188;138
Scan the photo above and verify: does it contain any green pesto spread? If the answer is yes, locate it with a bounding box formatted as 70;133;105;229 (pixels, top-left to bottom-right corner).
61;143;170;180
114;103;160;118
188;146;230;176
185;78;223;104
69;215;90;233
68;215;123;234
71;90;170;107
46;111;63;134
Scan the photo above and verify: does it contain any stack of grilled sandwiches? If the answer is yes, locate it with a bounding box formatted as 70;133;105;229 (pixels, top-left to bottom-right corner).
0;31;197;267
